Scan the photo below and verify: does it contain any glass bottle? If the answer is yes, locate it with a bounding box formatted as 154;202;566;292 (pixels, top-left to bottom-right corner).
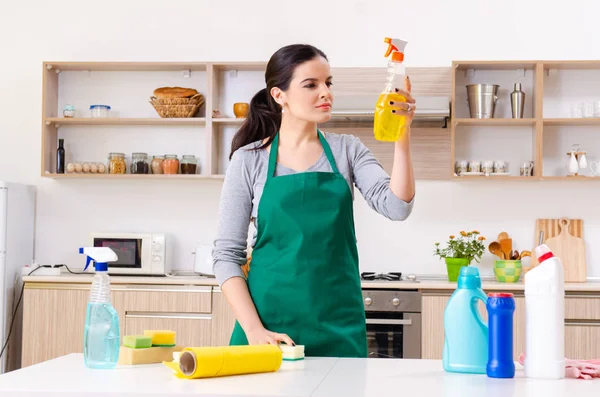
162;154;179;175
63;104;76;118
57;139;65;174
108;153;126;174
130;153;149;174
180;155;198;174
151;155;164;174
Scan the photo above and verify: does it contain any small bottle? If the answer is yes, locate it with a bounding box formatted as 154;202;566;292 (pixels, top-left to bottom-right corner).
63;104;76;118
374;37;409;142
80;247;120;369
524;244;565;379
57;139;65;174
180;155;198;174
486;292;515;378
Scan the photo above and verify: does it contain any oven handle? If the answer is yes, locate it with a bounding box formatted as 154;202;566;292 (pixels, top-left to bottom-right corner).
366;318;412;326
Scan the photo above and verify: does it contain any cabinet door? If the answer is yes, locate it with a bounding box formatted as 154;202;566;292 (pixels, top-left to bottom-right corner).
421;294;449;359
22;286;88;367
21;286;126;367
210;289;237;346
565;323;600;360
125;314;212;347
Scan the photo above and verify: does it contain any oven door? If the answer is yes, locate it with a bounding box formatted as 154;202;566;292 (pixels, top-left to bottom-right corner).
365;312;421;359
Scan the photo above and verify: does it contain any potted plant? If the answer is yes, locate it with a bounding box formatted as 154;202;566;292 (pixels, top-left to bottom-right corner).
434;230;486;282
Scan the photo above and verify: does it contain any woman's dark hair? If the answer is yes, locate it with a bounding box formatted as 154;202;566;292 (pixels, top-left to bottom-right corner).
229;44;328;159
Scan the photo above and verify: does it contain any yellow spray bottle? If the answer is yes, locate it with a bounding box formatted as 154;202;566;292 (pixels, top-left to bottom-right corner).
374;37;408;142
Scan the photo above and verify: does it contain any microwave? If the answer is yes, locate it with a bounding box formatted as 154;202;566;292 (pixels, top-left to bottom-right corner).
88;232;169;276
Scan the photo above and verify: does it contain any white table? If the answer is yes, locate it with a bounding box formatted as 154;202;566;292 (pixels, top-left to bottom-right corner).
0;354;597;396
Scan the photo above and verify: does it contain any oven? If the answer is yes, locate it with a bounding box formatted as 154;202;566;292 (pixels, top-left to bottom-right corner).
362;289;422;359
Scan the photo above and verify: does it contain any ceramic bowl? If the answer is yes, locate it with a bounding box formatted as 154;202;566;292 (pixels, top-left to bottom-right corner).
494;260;522;283
233;102;249;118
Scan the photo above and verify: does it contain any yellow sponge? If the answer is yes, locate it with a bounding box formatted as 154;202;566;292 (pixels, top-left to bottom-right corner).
144;330;176;347
118;345;183;365
279;344;304;361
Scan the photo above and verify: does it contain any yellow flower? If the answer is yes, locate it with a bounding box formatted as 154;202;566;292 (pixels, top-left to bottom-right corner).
460;231;467;237
449;235;455;239
478;236;485;241
472;230;480;234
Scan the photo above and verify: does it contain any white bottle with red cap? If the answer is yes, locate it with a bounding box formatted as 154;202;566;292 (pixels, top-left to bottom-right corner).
524;244;565;379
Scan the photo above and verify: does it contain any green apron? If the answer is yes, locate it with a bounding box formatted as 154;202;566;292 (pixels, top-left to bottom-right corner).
229;130;367;358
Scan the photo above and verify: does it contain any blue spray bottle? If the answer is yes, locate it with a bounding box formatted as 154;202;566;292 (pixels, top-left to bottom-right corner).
80;247;121;369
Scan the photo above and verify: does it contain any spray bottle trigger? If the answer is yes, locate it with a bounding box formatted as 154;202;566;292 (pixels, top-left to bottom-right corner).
84;256;94;271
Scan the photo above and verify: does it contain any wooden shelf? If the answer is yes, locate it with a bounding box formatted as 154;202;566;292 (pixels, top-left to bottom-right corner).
212;118;245;124
44;173;219;180
454;118;536;126
453;60;538;71
453;175;538;181
543;118;600;126
44;62;208;72
44;117;206;126
540;176;600;181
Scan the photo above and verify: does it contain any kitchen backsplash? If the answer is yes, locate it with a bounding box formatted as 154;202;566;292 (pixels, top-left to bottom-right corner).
34;178;600;279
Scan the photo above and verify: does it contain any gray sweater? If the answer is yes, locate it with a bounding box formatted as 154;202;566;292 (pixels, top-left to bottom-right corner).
212;131;414;286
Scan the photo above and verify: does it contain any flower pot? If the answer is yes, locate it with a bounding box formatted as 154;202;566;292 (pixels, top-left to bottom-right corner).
445;258;471;282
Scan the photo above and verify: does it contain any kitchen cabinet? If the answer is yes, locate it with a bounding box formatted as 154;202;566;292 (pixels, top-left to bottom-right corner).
21;285;125;367
21;283;236;368
422;291;600;360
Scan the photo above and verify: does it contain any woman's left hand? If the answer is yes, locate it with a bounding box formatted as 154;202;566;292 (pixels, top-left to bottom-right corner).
390;77;416;126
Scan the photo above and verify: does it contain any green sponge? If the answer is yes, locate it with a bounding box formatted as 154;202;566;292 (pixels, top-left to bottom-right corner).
123;335;153;349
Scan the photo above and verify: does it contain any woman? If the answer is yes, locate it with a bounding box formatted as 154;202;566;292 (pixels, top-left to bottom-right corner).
212;43;416;358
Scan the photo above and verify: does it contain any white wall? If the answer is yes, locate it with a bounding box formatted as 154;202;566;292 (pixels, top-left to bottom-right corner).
2;0;600;278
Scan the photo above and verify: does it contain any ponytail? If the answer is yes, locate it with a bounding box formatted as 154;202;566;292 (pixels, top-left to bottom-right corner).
228;43;328;159
229;88;281;159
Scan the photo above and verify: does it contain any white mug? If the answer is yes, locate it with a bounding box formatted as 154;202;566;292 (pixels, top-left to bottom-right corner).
590;161;600;176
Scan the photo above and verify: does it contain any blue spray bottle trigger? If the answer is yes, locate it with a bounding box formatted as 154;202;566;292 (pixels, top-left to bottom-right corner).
79;247;111;272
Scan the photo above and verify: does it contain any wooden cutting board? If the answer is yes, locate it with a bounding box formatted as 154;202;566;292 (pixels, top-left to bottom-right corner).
530;218;586;282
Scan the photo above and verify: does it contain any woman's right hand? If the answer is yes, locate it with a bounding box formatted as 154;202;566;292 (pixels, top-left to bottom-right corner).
246;326;295;346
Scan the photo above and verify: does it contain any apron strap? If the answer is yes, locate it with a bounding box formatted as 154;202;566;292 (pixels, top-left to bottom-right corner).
267;130;341;179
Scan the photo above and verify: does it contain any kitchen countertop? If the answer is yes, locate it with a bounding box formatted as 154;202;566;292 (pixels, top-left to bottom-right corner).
22;274;600;292
0;353;596;396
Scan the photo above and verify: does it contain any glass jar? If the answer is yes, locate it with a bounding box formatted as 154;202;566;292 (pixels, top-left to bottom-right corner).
151;155;164;174
63;104;75;118
162;154;179;175
180;155;198;174
108;152;126;174
130;153;149;174
90;105;111;118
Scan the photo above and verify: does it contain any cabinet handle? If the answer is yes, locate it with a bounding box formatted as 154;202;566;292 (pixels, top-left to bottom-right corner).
565;320;600;327
126;312;212;320
124;286;211;293
366;319;412;326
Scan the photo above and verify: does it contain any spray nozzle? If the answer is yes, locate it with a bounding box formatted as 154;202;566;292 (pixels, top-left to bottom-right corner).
384;37;408;62
79;247;118;272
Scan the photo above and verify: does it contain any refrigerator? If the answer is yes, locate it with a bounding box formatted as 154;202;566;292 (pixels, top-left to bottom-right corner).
0;182;35;373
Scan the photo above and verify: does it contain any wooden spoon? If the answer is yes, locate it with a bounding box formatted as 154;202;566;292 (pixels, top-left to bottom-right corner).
499;238;512;260
519;250;531;259
489;241;505;259
497;232;509;241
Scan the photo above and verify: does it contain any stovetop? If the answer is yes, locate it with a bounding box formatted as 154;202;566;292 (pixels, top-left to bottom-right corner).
360;272;419;283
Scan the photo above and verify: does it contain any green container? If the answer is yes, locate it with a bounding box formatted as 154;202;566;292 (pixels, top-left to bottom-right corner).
493;260;522;283
445;257;471;282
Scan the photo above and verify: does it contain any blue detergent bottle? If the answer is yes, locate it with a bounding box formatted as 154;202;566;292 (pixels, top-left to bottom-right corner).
486;292;515;378
442;266;488;374
80;247;121;369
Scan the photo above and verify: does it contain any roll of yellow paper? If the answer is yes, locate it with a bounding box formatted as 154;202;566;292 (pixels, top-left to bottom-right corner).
163;345;283;379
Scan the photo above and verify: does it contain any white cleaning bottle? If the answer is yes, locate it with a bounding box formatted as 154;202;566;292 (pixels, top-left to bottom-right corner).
524;244;565;379
80;247;121;369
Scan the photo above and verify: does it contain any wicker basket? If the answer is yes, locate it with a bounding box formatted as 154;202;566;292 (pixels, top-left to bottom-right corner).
150;93;205;118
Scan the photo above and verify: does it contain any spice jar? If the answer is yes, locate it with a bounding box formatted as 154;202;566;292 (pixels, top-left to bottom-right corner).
130;152;149;174
108;152;126;174
162;154;179;174
151;155;164;174
63;104;75;118
180;155;198;174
